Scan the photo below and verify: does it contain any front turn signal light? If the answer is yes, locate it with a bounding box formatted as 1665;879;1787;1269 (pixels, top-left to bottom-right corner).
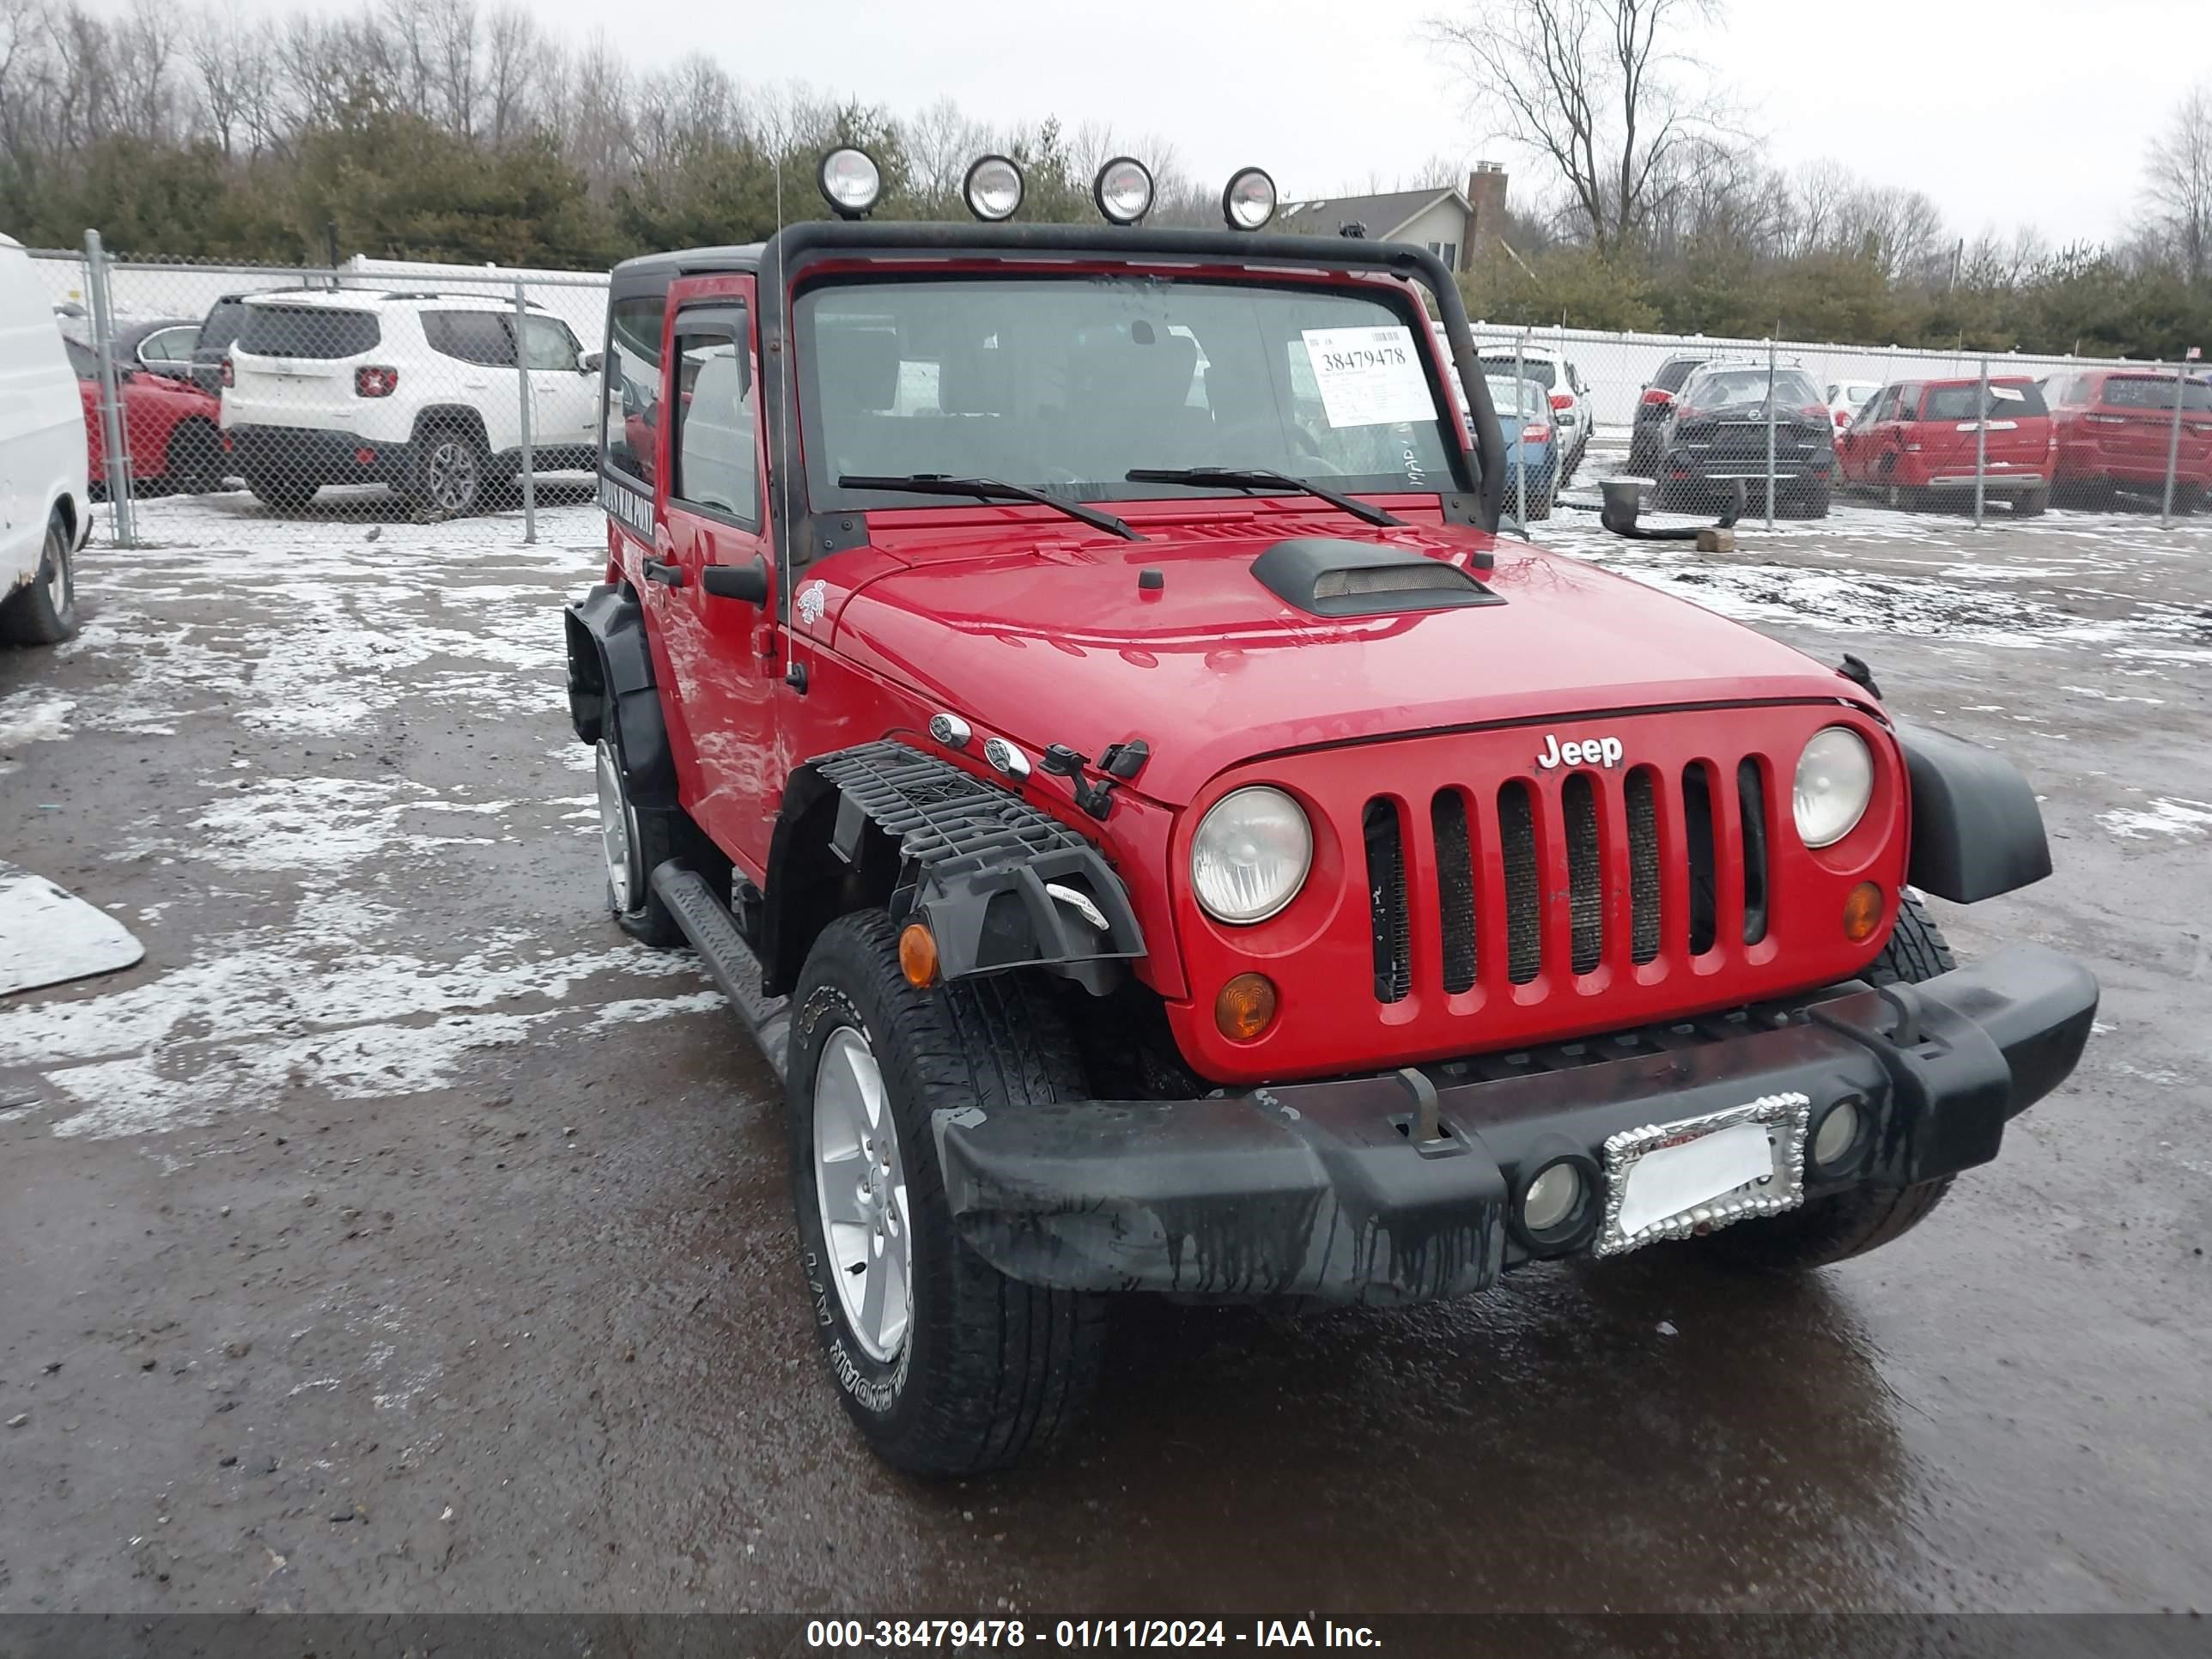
1215;972;1278;1041
1843;882;1884;943
899;922;939;988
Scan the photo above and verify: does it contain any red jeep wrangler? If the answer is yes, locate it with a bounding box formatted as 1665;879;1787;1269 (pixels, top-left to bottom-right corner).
566;151;2098;1475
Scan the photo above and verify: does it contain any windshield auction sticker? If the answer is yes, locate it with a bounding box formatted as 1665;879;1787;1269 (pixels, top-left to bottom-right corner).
1300;325;1435;428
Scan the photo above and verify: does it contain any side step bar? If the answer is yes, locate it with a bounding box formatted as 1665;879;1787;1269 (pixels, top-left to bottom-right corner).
650;860;792;1085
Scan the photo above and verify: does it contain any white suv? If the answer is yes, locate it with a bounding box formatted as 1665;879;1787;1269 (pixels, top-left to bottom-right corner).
222;290;601;516
1476;345;1590;482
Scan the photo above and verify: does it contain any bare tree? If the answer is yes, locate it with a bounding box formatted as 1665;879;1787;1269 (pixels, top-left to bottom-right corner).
2143;82;2212;284
1427;0;1729;256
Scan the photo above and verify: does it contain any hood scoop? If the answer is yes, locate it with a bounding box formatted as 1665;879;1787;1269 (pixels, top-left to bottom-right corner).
1251;538;1503;619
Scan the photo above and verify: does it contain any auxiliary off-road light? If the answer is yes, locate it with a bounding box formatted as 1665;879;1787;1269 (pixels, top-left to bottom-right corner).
1521;1161;1584;1234
1843;880;1884;943
1222;167;1277;231
1810;1097;1867;1171
1215;972;1279;1040
1794;725;1874;848
963;154;1024;222
1191;786;1311;924
1093;156;1155;225
818;147;882;219
898;922;939;988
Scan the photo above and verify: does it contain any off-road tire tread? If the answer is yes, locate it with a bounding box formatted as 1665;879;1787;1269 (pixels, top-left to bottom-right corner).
793;911;1104;1475
1867;890;1956;986
601;696;682;946
1692;890;1956;1273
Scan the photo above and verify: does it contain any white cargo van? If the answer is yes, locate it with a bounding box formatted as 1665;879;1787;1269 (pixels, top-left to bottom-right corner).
0;234;88;644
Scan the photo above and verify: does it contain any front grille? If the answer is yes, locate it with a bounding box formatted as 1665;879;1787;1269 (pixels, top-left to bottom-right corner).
1365;797;1411;1004
1368;745;1774;1002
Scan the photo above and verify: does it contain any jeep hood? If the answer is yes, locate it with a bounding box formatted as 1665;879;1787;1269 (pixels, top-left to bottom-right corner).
830;527;1869;806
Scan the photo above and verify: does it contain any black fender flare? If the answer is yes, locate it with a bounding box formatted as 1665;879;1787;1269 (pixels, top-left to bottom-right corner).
763;740;1145;998
409;404;492;453
562;581;677;809
1896;722;2052;903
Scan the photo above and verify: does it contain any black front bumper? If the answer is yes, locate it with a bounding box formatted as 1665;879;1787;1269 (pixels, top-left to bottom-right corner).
933;948;2097;1306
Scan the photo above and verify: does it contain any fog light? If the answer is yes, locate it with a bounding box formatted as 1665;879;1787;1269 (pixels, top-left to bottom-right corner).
963;154;1024;222
1214;972;1278;1040
1521;1161;1584;1234
898;922;939;988
1844;881;1884;942
1812;1098;1863;1169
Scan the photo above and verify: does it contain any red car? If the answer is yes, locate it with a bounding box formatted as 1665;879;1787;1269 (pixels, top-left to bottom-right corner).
1836;375;2054;514
64;338;225;496
566;150;2095;1474
2042;368;2212;511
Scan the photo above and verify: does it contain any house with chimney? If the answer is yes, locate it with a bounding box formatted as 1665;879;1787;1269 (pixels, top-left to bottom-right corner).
1275;163;1509;272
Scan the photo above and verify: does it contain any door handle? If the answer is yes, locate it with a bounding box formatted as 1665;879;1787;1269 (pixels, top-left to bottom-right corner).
641;558;685;587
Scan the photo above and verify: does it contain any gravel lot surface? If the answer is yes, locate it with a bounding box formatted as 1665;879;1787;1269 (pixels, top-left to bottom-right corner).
2;478;2209;1616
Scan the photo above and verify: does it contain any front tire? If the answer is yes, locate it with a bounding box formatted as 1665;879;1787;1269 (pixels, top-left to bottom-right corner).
1687;892;1956;1273
592;725;681;945
2014;485;2050;518
787;911;1106;1476
164;418;225;494
1;513;77;646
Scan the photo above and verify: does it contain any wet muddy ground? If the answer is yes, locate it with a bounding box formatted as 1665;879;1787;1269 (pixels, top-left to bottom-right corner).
2;482;2209;1616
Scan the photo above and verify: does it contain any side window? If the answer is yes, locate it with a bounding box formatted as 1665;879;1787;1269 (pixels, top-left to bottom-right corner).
140;325;198;366
670;311;759;526
422;311;517;368
519;314;580;372
604;296;665;486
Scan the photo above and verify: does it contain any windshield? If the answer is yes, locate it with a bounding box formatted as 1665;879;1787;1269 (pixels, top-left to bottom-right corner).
797;276;1463;508
1682;366;1822;413
2103;375;2212;412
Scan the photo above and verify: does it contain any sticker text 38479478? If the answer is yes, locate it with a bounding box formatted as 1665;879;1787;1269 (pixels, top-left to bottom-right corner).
1299;325;1436;429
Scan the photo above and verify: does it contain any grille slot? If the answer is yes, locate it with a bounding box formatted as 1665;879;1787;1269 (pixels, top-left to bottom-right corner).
1562;773;1603;974
1737;757;1771;945
1683;762;1718;957
1431;790;1478;994
1498;781;1542;983
1365;797;1412;1003
1626;767;1662;963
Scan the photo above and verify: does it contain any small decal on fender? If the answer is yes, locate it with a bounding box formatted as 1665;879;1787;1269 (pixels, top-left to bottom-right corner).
797;580;828;626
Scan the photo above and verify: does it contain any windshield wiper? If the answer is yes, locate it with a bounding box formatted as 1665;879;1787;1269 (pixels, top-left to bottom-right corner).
1125;467;1406;528
837;473;1143;541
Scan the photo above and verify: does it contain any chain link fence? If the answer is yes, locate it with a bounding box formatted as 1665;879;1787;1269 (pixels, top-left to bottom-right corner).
1462;320;2212;532
23;234;2209;549
28;240;612;549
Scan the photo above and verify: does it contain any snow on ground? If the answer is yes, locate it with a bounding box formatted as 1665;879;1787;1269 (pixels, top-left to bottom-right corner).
6;485;726;1142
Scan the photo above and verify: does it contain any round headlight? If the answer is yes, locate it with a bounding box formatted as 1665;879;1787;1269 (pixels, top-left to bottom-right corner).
817;147;881;219
1191;787;1312;924
1794;726;1875;848
1093;156;1155;225
1222;166;1278;231
963;154;1024;222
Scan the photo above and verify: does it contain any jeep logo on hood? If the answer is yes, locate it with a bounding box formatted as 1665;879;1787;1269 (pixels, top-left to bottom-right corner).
1535;732;1624;769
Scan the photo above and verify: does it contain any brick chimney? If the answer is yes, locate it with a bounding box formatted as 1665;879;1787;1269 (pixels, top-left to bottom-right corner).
1466;161;1509;265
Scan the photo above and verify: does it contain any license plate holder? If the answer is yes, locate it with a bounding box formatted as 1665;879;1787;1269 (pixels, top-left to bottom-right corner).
1595;1091;1812;1256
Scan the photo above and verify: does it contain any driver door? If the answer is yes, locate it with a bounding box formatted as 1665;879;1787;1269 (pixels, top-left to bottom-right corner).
517;313;599;459
651;293;781;873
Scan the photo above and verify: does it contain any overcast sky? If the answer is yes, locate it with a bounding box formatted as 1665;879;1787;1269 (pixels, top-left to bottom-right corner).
215;0;2206;246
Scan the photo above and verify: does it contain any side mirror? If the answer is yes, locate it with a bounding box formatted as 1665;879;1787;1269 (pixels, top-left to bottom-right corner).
701;556;769;605
580;351;602;374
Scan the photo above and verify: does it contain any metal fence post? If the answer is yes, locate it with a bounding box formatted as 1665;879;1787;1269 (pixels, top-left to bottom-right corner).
1973;356;1989;530
1765;336;1777;531
513;280;537;545
2160;364;2185;529
1513;327;1528;524
82;230;135;548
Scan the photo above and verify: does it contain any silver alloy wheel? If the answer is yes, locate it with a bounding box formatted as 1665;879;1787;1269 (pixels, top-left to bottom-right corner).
812;1025;912;1363
43;529;69;616
594;738;637;913
425;437;481;512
